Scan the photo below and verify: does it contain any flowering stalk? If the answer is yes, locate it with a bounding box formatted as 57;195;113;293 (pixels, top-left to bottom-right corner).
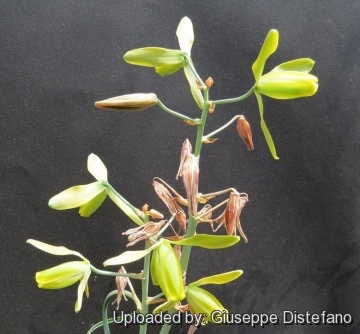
27;16;318;334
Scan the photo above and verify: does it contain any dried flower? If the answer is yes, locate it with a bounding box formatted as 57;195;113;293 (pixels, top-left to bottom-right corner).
236;116;254;151
112;267;128;310
176;139;192;179
214;192;249;242
153;180;187;231
122;221;166;247
181;154;199;216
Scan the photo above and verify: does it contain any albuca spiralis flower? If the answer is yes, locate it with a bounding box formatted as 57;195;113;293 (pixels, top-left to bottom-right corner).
123;17;204;109
150;240;185;302
48;153;108;217
48;153;143;225
185;270;243;325
186;285;227;325
27;239;91;312
252;29;318;159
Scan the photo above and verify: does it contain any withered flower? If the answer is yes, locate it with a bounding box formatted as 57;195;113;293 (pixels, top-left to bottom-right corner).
153;180;187;232
112;267;128;310
214;192;249;242
176;139;192;179
237;116;254;151
181;153;199;216
122;221;165;247
197;204;213;229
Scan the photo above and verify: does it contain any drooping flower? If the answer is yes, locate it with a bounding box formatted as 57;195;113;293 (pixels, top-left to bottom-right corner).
214;192;249;242
48;154;143;225
112;267;128;310
181;153;199;216
185;270;242;325
123;17;203;109
185;285;227;325
176;139;199;216
153;179;187;232
27;239;91;312
48;153;108;217
150;240;185;302
252;29;318;159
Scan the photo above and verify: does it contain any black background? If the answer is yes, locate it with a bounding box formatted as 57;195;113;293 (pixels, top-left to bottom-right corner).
1;1;360;334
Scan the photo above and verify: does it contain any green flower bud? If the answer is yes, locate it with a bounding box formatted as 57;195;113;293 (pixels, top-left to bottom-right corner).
150;240;185;302
186;285;227;324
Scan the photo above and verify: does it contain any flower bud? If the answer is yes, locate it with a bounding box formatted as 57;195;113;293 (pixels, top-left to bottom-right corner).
236;116;254;151
186;285;227;324
205;77;214;88
150;240;185;302
95;93;158;111
149;209;164;219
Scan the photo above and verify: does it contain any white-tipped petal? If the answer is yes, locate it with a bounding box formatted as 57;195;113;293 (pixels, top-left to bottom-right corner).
27;239;88;260
176;17;194;55
87;153;108;181
75;267;91;312
48;182;105;210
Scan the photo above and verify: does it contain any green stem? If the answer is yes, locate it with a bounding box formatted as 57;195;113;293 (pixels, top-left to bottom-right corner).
158;308;177;334
180;89;210;272
210;86;254;105
203;115;243;140
138;213;150;334
90;265;144;279
157;99;200;124
147;292;164;304
194;89;210;156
